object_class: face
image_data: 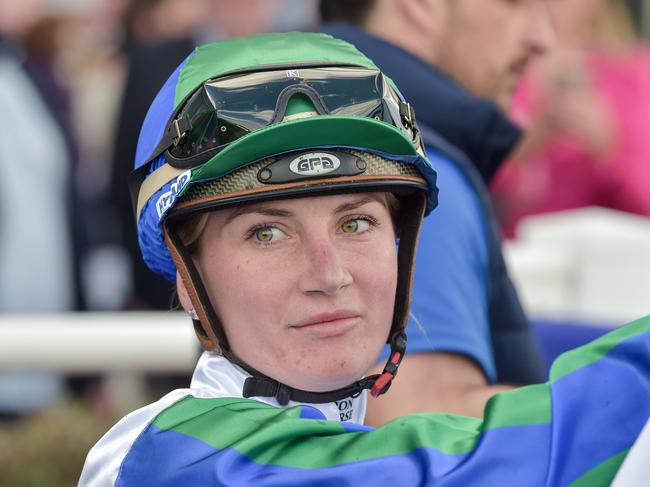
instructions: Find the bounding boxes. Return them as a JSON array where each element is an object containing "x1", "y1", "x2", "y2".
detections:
[
  {"x1": 435, "y1": 0, "x2": 554, "y2": 110},
  {"x1": 545, "y1": 0, "x2": 606, "y2": 46},
  {"x1": 182, "y1": 193, "x2": 397, "y2": 392}
]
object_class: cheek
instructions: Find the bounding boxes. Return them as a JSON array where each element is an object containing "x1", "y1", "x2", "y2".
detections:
[
  {"x1": 356, "y1": 240, "x2": 398, "y2": 313},
  {"x1": 199, "y1": 248, "x2": 287, "y2": 334}
]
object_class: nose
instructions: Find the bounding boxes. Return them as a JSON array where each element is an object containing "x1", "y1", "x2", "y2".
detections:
[
  {"x1": 526, "y1": 1, "x2": 555, "y2": 56},
  {"x1": 299, "y1": 236, "x2": 353, "y2": 296}
]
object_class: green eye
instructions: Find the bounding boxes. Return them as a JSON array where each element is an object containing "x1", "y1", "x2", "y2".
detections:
[
  {"x1": 341, "y1": 220, "x2": 360, "y2": 233},
  {"x1": 341, "y1": 219, "x2": 371, "y2": 234},
  {"x1": 254, "y1": 227, "x2": 279, "y2": 242},
  {"x1": 251, "y1": 227, "x2": 284, "y2": 243}
]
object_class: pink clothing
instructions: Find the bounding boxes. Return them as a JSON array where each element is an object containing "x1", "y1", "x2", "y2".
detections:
[{"x1": 491, "y1": 46, "x2": 650, "y2": 238}]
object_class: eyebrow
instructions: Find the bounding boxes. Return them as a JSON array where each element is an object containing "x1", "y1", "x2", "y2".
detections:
[
  {"x1": 224, "y1": 195, "x2": 385, "y2": 226},
  {"x1": 333, "y1": 195, "x2": 385, "y2": 213},
  {"x1": 223, "y1": 206, "x2": 294, "y2": 226}
]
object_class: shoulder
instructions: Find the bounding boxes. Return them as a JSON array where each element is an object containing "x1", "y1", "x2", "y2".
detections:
[
  {"x1": 78, "y1": 389, "x2": 192, "y2": 487},
  {"x1": 94, "y1": 395, "x2": 291, "y2": 487},
  {"x1": 401, "y1": 146, "x2": 495, "y2": 380},
  {"x1": 419, "y1": 146, "x2": 490, "y2": 267}
]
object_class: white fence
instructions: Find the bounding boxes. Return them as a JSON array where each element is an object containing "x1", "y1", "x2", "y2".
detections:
[
  {"x1": 505, "y1": 207, "x2": 650, "y2": 325},
  {"x1": 0, "y1": 312, "x2": 196, "y2": 373}
]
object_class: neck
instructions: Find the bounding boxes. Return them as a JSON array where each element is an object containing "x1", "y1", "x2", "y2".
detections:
[{"x1": 190, "y1": 351, "x2": 368, "y2": 424}]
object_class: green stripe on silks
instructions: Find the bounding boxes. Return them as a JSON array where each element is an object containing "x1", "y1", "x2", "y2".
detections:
[
  {"x1": 550, "y1": 315, "x2": 650, "y2": 381},
  {"x1": 483, "y1": 384, "x2": 551, "y2": 428},
  {"x1": 152, "y1": 384, "x2": 550, "y2": 468},
  {"x1": 567, "y1": 449, "x2": 629, "y2": 487},
  {"x1": 153, "y1": 397, "x2": 482, "y2": 468}
]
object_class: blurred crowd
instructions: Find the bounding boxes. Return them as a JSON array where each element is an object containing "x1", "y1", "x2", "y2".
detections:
[
  {"x1": 0, "y1": 0, "x2": 318, "y2": 423},
  {"x1": 0, "y1": 0, "x2": 319, "y2": 320}
]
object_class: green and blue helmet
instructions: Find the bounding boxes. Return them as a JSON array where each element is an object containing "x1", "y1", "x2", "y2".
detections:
[{"x1": 131, "y1": 32, "x2": 438, "y2": 403}]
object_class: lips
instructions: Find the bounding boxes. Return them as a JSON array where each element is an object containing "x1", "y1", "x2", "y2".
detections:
[
  {"x1": 290, "y1": 310, "x2": 360, "y2": 337},
  {"x1": 291, "y1": 310, "x2": 359, "y2": 328}
]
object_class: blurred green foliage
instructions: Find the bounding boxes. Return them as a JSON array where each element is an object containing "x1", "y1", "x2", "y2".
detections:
[{"x1": 0, "y1": 399, "x2": 116, "y2": 487}]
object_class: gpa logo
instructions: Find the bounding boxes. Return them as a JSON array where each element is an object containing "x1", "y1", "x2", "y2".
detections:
[
  {"x1": 289, "y1": 152, "x2": 341, "y2": 177},
  {"x1": 156, "y1": 170, "x2": 191, "y2": 219}
]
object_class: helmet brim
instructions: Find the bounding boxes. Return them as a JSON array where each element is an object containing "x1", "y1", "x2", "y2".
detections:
[{"x1": 189, "y1": 115, "x2": 420, "y2": 182}]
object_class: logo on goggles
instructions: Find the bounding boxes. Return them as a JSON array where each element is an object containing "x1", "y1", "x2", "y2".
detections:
[{"x1": 289, "y1": 152, "x2": 341, "y2": 176}]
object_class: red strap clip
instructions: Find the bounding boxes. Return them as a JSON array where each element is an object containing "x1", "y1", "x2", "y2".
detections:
[{"x1": 370, "y1": 351, "x2": 402, "y2": 397}]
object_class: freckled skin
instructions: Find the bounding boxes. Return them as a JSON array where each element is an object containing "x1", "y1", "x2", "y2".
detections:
[{"x1": 193, "y1": 193, "x2": 397, "y2": 392}]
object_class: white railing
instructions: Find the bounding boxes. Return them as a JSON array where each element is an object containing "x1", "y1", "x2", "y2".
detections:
[
  {"x1": 0, "y1": 311, "x2": 197, "y2": 373},
  {"x1": 504, "y1": 207, "x2": 650, "y2": 325}
]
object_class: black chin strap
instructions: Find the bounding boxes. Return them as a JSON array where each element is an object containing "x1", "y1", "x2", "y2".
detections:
[{"x1": 237, "y1": 331, "x2": 407, "y2": 405}]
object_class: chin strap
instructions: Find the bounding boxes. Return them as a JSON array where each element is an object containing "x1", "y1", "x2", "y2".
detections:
[{"x1": 239, "y1": 331, "x2": 407, "y2": 405}]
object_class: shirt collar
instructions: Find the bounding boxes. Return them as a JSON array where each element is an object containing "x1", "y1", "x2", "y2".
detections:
[{"x1": 190, "y1": 351, "x2": 367, "y2": 424}]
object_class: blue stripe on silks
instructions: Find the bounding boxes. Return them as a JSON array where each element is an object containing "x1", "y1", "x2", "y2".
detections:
[
  {"x1": 340, "y1": 421, "x2": 374, "y2": 433},
  {"x1": 438, "y1": 423, "x2": 550, "y2": 486},
  {"x1": 116, "y1": 424, "x2": 469, "y2": 486},
  {"x1": 298, "y1": 405, "x2": 327, "y2": 420},
  {"x1": 546, "y1": 331, "x2": 650, "y2": 486},
  {"x1": 134, "y1": 55, "x2": 191, "y2": 171},
  {"x1": 296, "y1": 405, "x2": 372, "y2": 433},
  {"x1": 116, "y1": 424, "x2": 556, "y2": 485}
]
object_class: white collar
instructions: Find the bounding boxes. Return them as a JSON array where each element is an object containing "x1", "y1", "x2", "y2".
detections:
[{"x1": 190, "y1": 351, "x2": 367, "y2": 424}]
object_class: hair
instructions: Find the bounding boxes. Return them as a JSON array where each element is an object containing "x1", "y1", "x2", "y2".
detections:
[
  {"x1": 593, "y1": 0, "x2": 637, "y2": 48},
  {"x1": 318, "y1": 0, "x2": 377, "y2": 26},
  {"x1": 177, "y1": 213, "x2": 209, "y2": 248}
]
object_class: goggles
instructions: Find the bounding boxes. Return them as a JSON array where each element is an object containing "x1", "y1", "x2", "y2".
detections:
[{"x1": 147, "y1": 66, "x2": 422, "y2": 170}]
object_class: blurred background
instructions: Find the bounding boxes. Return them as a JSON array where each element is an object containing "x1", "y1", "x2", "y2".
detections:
[{"x1": 0, "y1": 0, "x2": 648, "y2": 485}]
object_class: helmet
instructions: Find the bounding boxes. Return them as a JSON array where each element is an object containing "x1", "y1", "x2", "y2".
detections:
[{"x1": 130, "y1": 32, "x2": 438, "y2": 404}]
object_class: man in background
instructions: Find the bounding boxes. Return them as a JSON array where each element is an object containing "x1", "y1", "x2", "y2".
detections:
[{"x1": 319, "y1": 0, "x2": 553, "y2": 425}]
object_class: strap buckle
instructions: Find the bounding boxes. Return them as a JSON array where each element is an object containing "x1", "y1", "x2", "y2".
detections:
[
  {"x1": 370, "y1": 331, "x2": 407, "y2": 397},
  {"x1": 172, "y1": 119, "x2": 185, "y2": 146},
  {"x1": 399, "y1": 101, "x2": 415, "y2": 129}
]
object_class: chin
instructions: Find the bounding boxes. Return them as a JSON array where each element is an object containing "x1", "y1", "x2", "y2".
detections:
[
  {"x1": 296, "y1": 361, "x2": 370, "y2": 393},
  {"x1": 495, "y1": 92, "x2": 513, "y2": 112}
]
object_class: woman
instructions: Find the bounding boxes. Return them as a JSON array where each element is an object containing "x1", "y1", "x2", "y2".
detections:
[{"x1": 80, "y1": 32, "x2": 650, "y2": 486}]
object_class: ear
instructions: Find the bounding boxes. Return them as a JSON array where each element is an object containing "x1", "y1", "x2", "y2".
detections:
[
  {"x1": 398, "y1": 0, "x2": 440, "y2": 34},
  {"x1": 176, "y1": 269, "x2": 220, "y2": 351},
  {"x1": 370, "y1": 0, "x2": 443, "y2": 65},
  {"x1": 176, "y1": 271, "x2": 193, "y2": 313}
]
